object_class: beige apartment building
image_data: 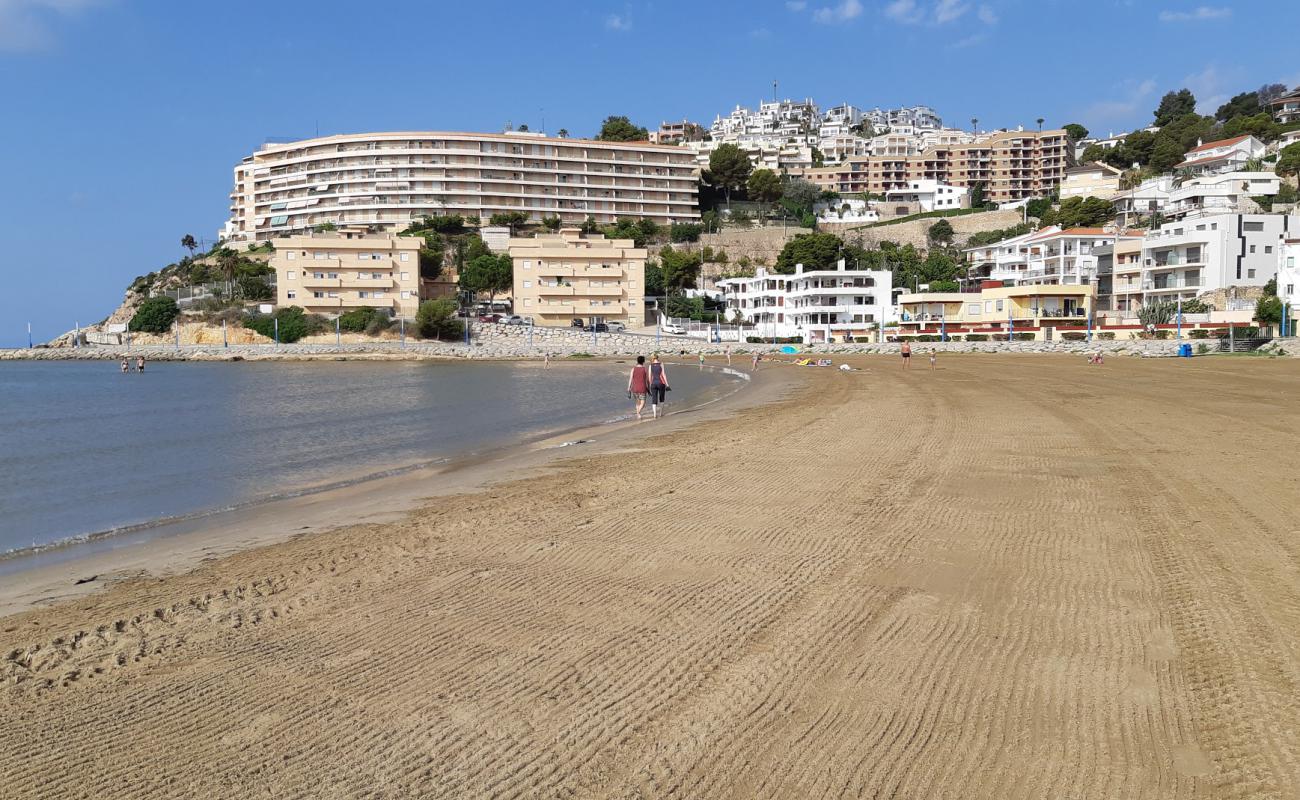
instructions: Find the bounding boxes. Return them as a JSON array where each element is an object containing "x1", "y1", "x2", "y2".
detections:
[
  {"x1": 509, "y1": 229, "x2": 646, "y2": 328},
  {"x1": 800, "y1": 129, "x2": 1073, "y2": 203},
  {"x1": 272, "y1": 229, "x2": 422, "y2": 318},
  {"x1": 225, "y1": 131, "x2": 699, "y2": 243}
]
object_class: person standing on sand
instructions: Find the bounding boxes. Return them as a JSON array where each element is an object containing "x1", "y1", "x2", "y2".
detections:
[
  {"x1": 752, "y1": 351, "x2": 761, "y2": 370},
  {"x1": 725, "y1": 346, "x2": 732, "y2": 367},
  {"x1": 929, "y1": 348, "x2": 937, "y2": 371},
  {"x1": 649, "y1": 353, "x2": 669, "y2": 418},
  {"x1": 628, "y1": 355, "x2": 650, "y2": 420},
  {"x1": 544, "y1": 351, "x2": 550, "y2": 369},
  {"x1": 901, "y1": 341, "x2": 912, "y2": 370},
  {"x1": 698, "y1": 351, "x2": 705, "y2": 369}
]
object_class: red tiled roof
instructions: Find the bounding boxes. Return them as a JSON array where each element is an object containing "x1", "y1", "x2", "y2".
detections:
[
  {"x1": 1175, "y1": 152, "x2": 1235, "y2": 168},
  {"x1": 1184, "y1": 135, "x2": 1250, "y2": 154}
]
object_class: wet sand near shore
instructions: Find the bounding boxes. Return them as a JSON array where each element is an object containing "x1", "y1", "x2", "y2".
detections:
[{"x1": 3, "y1": 354, "x2": 1300, "y2": 798}]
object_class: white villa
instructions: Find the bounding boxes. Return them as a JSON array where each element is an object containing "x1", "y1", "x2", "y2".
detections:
[
  {"x1": 717, "y1": 260, "x2": 894, "y2": 343},
  {"x1": 882, "y1": 179, "x2": 969, "y2": 213},
  {"x1": 1176, "y1": 135, "x2": 1265, "y2": 176}
]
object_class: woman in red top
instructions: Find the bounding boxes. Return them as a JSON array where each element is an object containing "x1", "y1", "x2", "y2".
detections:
[{"x1": 628, "y1": 355, "x2": 650, "y2": 419}]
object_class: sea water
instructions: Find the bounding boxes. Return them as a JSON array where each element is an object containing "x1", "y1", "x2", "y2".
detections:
[{"x1": 0, "y1": 359, "x2": 739, "y2": 555}]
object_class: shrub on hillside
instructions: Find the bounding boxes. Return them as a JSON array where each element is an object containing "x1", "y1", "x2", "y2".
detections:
[
  {"x1": 244, "y1": 306, "x2": 326, "y2": 343},
  {"x1": 128, "y1": 296, "x2": 180, "y2": 334}
]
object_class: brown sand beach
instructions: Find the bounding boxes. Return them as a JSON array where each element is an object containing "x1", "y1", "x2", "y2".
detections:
[{"x1": 2, "y1": 354, "x2": 1299, "y2": 798}]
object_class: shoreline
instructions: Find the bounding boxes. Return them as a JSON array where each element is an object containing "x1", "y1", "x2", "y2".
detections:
[{"x1": 0, "y1": 359, "x2": 794, "y2": 618}]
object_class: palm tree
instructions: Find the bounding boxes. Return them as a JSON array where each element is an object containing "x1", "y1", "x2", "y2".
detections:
[
  {"x1": 216, "y1": 247, "x2": 241, "y2": 299},
  {"x1": 181, "y1": 234, "x2": 197, "y2": 258},
  {"x1": 1036, "y1": 118, "x2": 1044, "y2": 132},
  {"x1": 557, "y1": 128, "x2": 569, "y2": 138},
  {"x1": 971, "y1": 117, "x2": 978, "y2": 133}
]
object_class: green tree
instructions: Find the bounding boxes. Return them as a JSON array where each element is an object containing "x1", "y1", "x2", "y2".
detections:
[
  {"x1": 746, "y1": 168, "x2": 783, "y2": 213},
  {"x1": 339, "y1": 306, "x2": 385, "y2": 332},
  {"x1": 1025, "y1": 196, "x2": 1054, "y2": 219},
  {"x1": 458, "y1": 253, "x2": 513, "y2": 307},
  {"x1": 927, "y1": 219, "x2": 955, "y2": 247},
  {"x1": 1063, "y1": 123, "x2": 1089, "y2": 141},
  {"x1": 244, "y1": 306, "x2": 323, "y2": 343},
  {"x1": 926, "y1": 280, "x2": 960, "y2": 292},
  {"x1": 489, "y1": 211, "x2": 528, "y2": 232},
  {"x1": 1081, "y1": 143, "x2": 1108, "y2": 163},
  {"x1": 1215, "y1": 91, "x2": 1261, "y2": 121},
  {"x1": 1148, "y1": 137, "x2": 1186, "y2": 173},
  {"x1": 774, "y1": 232, "x2": 845, "y2": 274},
  {"x1": 658, "y1": 245, "x2": 703, "y2": 292},
  {"x1": 313, "y1": 221, "x2": 337, "y2": 232},
  {"x1": 415, "y1": 298, "x2": 464, "y2": 340},
  {"x1": 1255, "y1": 295, "x2": 1283, "y2": 327},
  {"x1": 1275, "y1": 143, "x2": 1300, "y2": 177},
  {"x1": 128, "y1": 296, "x2": 180, "y2": 334},
  {"x1": 238, "y1": 275, "x2": 273, "y2": 301},
  {"x1": 557, "y1": 128, "x2": 569, "y2": 138},
  {"x1": 580, "y1": 215, "x2": 599, "y2": 234},
  {"x1": 1154, "y1": 89, "x2": 1197, "y2": 127},
  {"x1": 541, "y1": 215, "x2": 562, "y2": 231},
  {"x1": 708, "y1": 143, "x2": 752, "y2": 209},
  {"x1": 1042, "y1": 196, "x2": 1114, "y2": 228},
  {"x1": 595, "y1": 115, "x2": 648, "y2": 142},
  {"x1": 180, "y1": 234, "x2": 197, "y2": 257},
  {"x1": 780, "y1": 177, "x2": 821, "y2": 219},
  {"x1": 669, "y1": 222, "x2": 703, "y2": 243},
  {"x1": 700, "y1": 210, "x2": 721, "y2": 233},
  {"x1": 644, "y1": 261, "x2": 665, "y2": 296}
]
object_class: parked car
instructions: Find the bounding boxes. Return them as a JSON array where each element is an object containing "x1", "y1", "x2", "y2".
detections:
[
  {"x1": 456, "y1": 308, "x2": 474, "y2": 318},
  {"x1": 570, "y1": 318, "x2": 585, "y2": 328},
  {"x1": 477, "y1": 313, "x2": 503, "y2": 323},
  {"x1": 584, "y1": 323, "x2": 610, "y2": 333},
  {"x1": 504, "y1": 315, "x2": 528, "y2": 325},
  {"x1": 607, "y1": 321, "x2": 626, "y2": 333},
  {"x1": 662, "y1": 322, "x2": 687, "y2": 335}
]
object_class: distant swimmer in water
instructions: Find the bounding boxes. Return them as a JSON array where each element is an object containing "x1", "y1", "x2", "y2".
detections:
[
  {"x1": 136, "y1": 357, "x2": 145, "y2": 373},
  {"x1": 120, "y1": 358, "x2": 129, "y2": 373}
]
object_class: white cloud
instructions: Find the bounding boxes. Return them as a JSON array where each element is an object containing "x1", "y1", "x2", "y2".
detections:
[
  {"x1": 1182, "y1": 63, "x2": 1244, "y2": 114},
  {"x1": 785, "y1": 1, "x2": 807, "y2": 10},
  {"x1": 934, "y1": 0, "x2": 969, "y2": 24},
  {"x1": 883, "y1": 0, "x2": 923, "y2": 23},
  {"x1": 1158, "y1": 6, "x2": 1231, "y2": 22},
  {"x1": 1082, "y1": 78, "x2": 1159, "y2": 124},
  {"x1": 604, "y1": 12, "x2": 632, "y2": 31},
  {"x1": 0, "y1": 0, "x2": 104, "y2": 52},
  {"x1": 977, "y1": 4, "x2": 998, "y2": 24},
  {"x1": 951, "y1": 32, "x2": 987, "y2": 48},
  {"x1": 813, "y1": 0, "x2": 863, "y2": 23}
]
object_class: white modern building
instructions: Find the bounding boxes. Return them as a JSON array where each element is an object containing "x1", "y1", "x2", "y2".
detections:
[
  {"x1": 815, "y1": 198, "x2": 879, "y2": 224},
  {"x1": 1164, "y1": 172, "x2": 1280, "y2": 220},
  {"x1": 882, "y1": 179, "x2": 968, "y2": 212},
  {"x1": 223, "y1": 130, "x2": 699, "y2": 243},
  {"x1": 717, "y1": 260, "x2": 894, "y2": 343},
  {"x1": 864, "y1": 105, "x2": 942, "y2": 131},
  {"x1": 1020, "y1": 227, "x2": 1141, "y2": 286},
  {"x1": 963, "y1": 230, "x2": 1036, "y2": 284},
  {"x1": 1138, "y1": 213, "x2": 1299, "y2": 305},
  {"x1": 1176, "y1": 135, "x2": 1266, "y2": 176},
  {"x1": 1278, "y1": 238, "x2": 1300, "y2": 324}
]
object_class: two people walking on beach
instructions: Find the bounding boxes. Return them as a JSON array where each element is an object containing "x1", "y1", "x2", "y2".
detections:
[{"x1": 628, "y1": 354, "x2": 670, "y2": 420}]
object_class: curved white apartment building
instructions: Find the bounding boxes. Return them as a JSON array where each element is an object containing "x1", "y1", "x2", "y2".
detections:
[{"x1": 223, "y1": 131, "x2": 699, "y2": 243}]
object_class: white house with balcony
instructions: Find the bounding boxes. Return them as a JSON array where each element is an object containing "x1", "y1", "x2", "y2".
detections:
[
  {"x1": 1275, "y1": 238, "x2": 1300, "y2": 325},
  {"x1": 1164, "y1": 171, "x2": 1280, "y2": 220},
  {"x1": 1018, "y1": 227, "x2": 1139, "y2": 286},
  {"x1": 962, "y1": 230, "x2": 1036, "y2": 284},
  {"x1": 717, "y1": 260, "x2": 894, "y2": 343},
  {"x1": 1176, "y1": 135, "x2": 1265, "y2": 176},
  {"x1": 1111, "y1": 176, "x2": 1175, "y2": 227},
  {"x1": 882, "y1": 179, "x2": 968, "y2": 213},
  {"x1": 1267, "y1": 87, "x2": 1300, "y2": 124},
  {"x1": 815, "y1": 197, "x2": 879, "y2": 224},
  {"x1": 1138, "y1": 213, "x2": 1299, "y2": 306}
]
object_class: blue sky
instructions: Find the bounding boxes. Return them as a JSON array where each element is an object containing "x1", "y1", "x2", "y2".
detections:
[{"x1": 3, "y1": 0, "x2": 1298, "y2": 346}]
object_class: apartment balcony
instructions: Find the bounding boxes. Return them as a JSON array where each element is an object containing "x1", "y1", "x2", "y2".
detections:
[
  {"x1": 1143, "y1": 279, "x2": 1203, "y2": 292},
  {"x1": 583, "y1": 285, "x2": 626, "y2": 297},
  {"x1": 573, "y1": 265, "x2": 625, "y2": 278},
  {"x1": 339, "y1": 276, "x2": 394, "y2": 288},
  {"x1": 538, "y1": 285, "x2": 576, "y2": 296},
  {"x1": 300, "y1": 276, "x2": 342, "y2": 288}
]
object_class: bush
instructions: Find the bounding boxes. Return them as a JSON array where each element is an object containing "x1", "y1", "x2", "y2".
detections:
[
  {"x1": 1012, "y1": 332, "x2": 1035, "y2": 341},
  {"x1": 746, "y1": 336, "x2": 802, "y2": 344},
  {"x1": 415, "y1": 298, "x2": 464, "y2": 340},
  {"x1": 244, "y1": 306, "x2": 325, "y2": 343},
  {"x1": 669, "y1": 223, "x2": 703, "y2": 243},
  {"x1": 1153, "y1": 329, "x2": 1171, "y2": 339},
  {"x1": 1098, "y1": 331, "x2": 1116, "y2": 340},
  {"x1": 338, "y1": 306, "x2": 386, "y2": 332},
  {"x1": 364, "y1": 316, "x2": 393, "y2": 336},
  {"x1": 1189, "y1": 328, "x2": 1209, "y2": 339},
  {"x1": 1060, "y1": 331, "x2": 1088, "y2": 340},
  {"x1": 1197, "y1": 343, "x2": 1210, "y2": 355},
  {"x1": 128, "y1": 296, "x2": 180, "y2": 334},
  {"x1": 965, "y1": 334, "x2": 988, "y2": 341}
]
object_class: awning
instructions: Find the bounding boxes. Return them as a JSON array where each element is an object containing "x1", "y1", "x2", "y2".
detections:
[
  {"x1": 269, "y1": 202, "x2": 287, "y2": 211},
  {"x1": 270, "y1": 215, "x2": 289, "y2": 225}
]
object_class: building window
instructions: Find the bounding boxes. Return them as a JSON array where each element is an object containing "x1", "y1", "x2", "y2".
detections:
[
  {"x1": 523, "y1": 260, "x2": 532, "y2": 269},
  {"x1": 313, "y1": 291, "x2": 324, "y2": 298},
  {"x1": 400, "y1": 272, "x2": 409, "y2": 281},
  {"x1": 523, "y1": 298, "x2": 532, "y2": 307},
  {"x1": 1250, "y1": 245, "x2": 1256, "y2": 253},
  {"x1": 1248, "y1": 269, "x2": 1256, "y2": 278},
  {"x1": 400, "y1": 252, "x2": 410, "y2": 262},
  {"x1": 1244, "y1": 222, "x2": 1264, "y2": 232},
  {"x1": 286, "y1": 251, "x2": 296, "y2": 260},
  {"x1": 401, "y1": 291, "x2": 411, "y2": 299},
  {"x1": 287, "y1": 291, "x2": 296, "y2": 299},
  {"x1": 523, "y1": 280, "x2": 532, "y2": 288},
  {"x1": 286, "y1": 270, "x2": 296, "y2": 280},
  {"x1": 358, "y1": 253, "x2": 369, "y2": 260},
  {"x1": 1265, "y1": 246, "x2": 1273, "y2": 254},
  {"x1": 996, "y1": 300, "x2": 1004, "y2": 311},
  {"x1": 327, "y1": 292, "x2": 339, "y2": 298},
  {"x1": 359, "y1": 291, "x2": 370, "y2": 299}
]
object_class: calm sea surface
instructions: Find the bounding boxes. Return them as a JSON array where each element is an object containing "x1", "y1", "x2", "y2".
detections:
[{"x1": 0, "y1": 359, "x2": 739, "y2": 555}]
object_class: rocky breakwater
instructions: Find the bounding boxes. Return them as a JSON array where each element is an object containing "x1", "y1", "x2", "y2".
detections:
[{"x1": 2, "y1": 329, "x2": 1194, "y2": 361}]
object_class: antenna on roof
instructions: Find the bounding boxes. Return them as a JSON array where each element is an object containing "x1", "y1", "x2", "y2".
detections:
[{"x1": 773, "y1": 80, "x2": 778, "y2": 102}]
